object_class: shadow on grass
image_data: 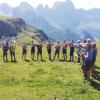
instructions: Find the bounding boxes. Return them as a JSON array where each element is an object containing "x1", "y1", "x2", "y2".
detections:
[
  {"x1": 90, "y1": 80, "x2": 100, "y2": 91},
  {"x1": 94, "y1": 70, "x2": 100, "y2": 82},
  {"x1": 90, "y1": 67, "x2": 100, "y2": 91},
  {"x1": 94, "y1": 74, "x2": 100, "y2": 82},
  {"x1": 95, "y1": 66, "x2": 100, "y2": 69},
  {"x1": 41, "y1": 60, "x2": 46, "y2": 62},
  {"x1": 59, "y1": 59, "x2": 66, "y2": 62},
  {"x1": 33, "y1": 60, "x2": 47, "y2": 62},
  {"x1": 31, "y1": 60, "x2": 38, "y2": 62},
  {"x1": 95, "y1": 70, "x2": 100, "y2": 75},
  {"x1": 94, "y1": 66, "x2": 100, "y2": 81},
  {"x1": 12, "y1": 61, "x2": 18, "y2": 64},
  {"x1": 4, "y1": 60, "x2": 18, "y2": 64},
  {"x1": 24, "y1": 59, "x2": 30, "y2": 62}
]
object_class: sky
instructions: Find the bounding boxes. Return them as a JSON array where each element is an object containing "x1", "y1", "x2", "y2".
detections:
[{"x1": 0, "y1": 0, "x2": 100, "y2": 10}]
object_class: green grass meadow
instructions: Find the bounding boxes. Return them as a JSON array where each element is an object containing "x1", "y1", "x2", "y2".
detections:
[{"x1": 0, "y1": 42, "x2": 100, "y2": 100}]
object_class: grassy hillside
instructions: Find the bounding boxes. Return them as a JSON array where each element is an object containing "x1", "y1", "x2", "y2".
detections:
[
  {"x1": 0, "y1": 16, "x2": 12, "y2": 21},
  {"x1": 0, "y1": 16, "x2": 49, "y2": 42},
  {"x1": 0, "y1": 42, "x2": 100, "y2": 100}
]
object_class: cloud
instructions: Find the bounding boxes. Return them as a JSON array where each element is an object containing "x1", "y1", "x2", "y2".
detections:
[
  {"x1": 0, "y1": 0, "x2": 65, "y2": 8},
  {"x1": 0, "y1": 0, "x2": 100, "y2": 9},
  {"x1": 71, "y1": 0, "x2": 100, "y2": 10}
]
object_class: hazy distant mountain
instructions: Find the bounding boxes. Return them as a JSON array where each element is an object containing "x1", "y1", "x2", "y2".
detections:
[
  {"x1": 12, "y1": 2, "x2": 61, "y2": 39},
  {"x1": 0, "y1": 3, "x2": 12, "y2": 16},
  {"x1": 35, "y1": 0, "x2": 100, "y2": 40},
  {"x1": 36, "y1": 0, "x2": 80, "y2": 30},
  {"x1": 1, "y1": 0, "x2": 100, "y2": 40}
]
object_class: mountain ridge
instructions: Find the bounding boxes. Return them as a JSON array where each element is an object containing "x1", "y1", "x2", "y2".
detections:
[
  {"x1": 0, "y1": 16, "x2": 49, "y2": 42},
  {"x1": 0, "y1": 0, "x2": 100, "y2": 40}
]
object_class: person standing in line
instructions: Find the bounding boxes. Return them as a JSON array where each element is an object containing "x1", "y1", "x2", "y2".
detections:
[
  {"x1": 84, "y1": 44, "x2": 92, "y2": 82},
  {"x1": 2, "y1": 42, "x2": 9, "y2": 62},
  {"x1": 22, "y1": 42, "x2": 27, "y2": 60},
  {"x1": 62, "y1": 40, "x2": 67, "y2": 61},
  {"x1": 37, "y1": 41, "x2": 43, "y2": 61},
  {"x1": 76, "y1": 40, "x2": 82, "y2": 63},
  {"x1": 90, "y1": 44, "x2": 97, "y2": 78},
  {"x1": 53, "y1": 41, "x2": 61, "y2": 61},
  {"x1": 80, "y1": 49, "x2": 87, "y2": 81},
  {"x1": 10, "y1": 41, "x2": 16, "y2": 62},
  {"x1": 31, "y1": 41, "x2": 35, "y2": 60},
  {"x1": 69, "y1": 42, "x2": 75, "y2": 62},
  {"x1": 47, "y1": 41, "x2": 52, "y2": 61},
  {"x1": 80, "y1": 44, "x2": 91, "y2": 82}
]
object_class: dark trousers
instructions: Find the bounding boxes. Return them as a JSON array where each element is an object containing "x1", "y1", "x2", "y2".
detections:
[
  {"x1": 10, "y1": 51, "x2": 16, "y2": 62},
  {"x1": 3, "y1": 51, "x2": 8, "y2": 62}
]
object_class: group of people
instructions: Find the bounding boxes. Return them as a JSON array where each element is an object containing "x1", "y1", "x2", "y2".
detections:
[
  {"x1": 0, "y1": 39, "x2": 98, "y2": 82},
  {"x1": 22, "y1": 40, "x2": 72, "y2": 61},
  {"x1": 75, "y1": 39, "x2": 97, "y2": 82},
  {"x1": 0, "y1": 41, "x2": 16, "y2": 62}
]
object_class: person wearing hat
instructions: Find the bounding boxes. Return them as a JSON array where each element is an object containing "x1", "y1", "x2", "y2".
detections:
[
  {"x1": 87, "y1": 39, "x2": 92, "y2": 47},
  {"x1": 82, "y1": 40, "x2": 87, "y2": 48}
]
